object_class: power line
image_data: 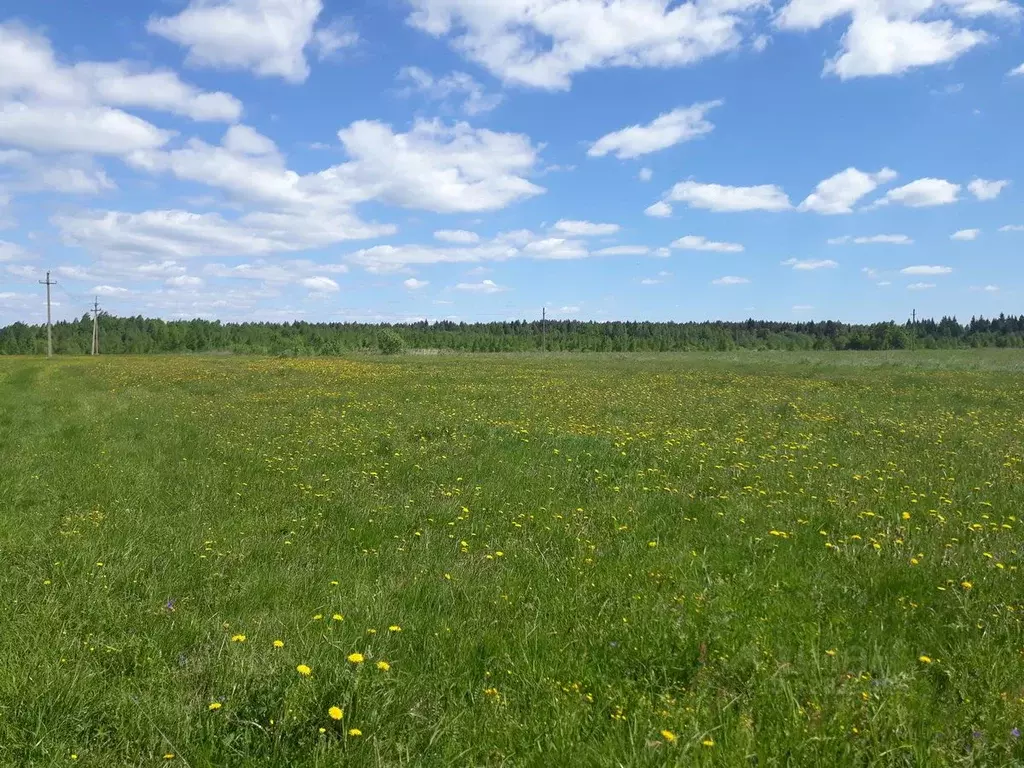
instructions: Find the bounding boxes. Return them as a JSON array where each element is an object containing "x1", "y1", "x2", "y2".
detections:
[{"x1": 91, "y1": 296, "x2": 102, "y2": 356}]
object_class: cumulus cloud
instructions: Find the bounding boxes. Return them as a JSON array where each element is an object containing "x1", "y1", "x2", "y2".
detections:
[
  {"x1": 553, "y1": 220, "x2": 620, "y2": 236},
  {"x1": 638, "y1": 168, "x2": 653, "y2": 182},
  {"x1": 0, "y1": 22, "x2": 242, "y2": 122},
  {"x1": 901, "y1": 265, "x2": 953, "y2": 275},
  {"x1": 672, "y1": 235, "x2": 744, "y2": 253},
  {"x1": 406, "y1": 0, "x2": 766, "y2": 90},
  {"x1": 1000, "y1": 224, "x2": 1024, "y2": 232},
  {"x1": 908, "y1": 282, "x2": 936, "y2": 290},
  {"x1": 434, "y1": 229, "x2": 480, "y2": 244},
  {"x1": 403, "y1": 278, "x2": 429, "y2": 290},
  {"x1": 828, "y1": 234, "x2": 913, "y2": 245},
  {"x1": 951, "y1": 228, "x2": 980, "y2": 240},
  {"x1": 588, "y1": 101, "x2": 721, "y2": 159},
  {"x1": 593, "y1": 245, "x2": 650, "y2": 256},
  {"x1": 148, "y1": 0, "x2": 331, "y2": 84},
  {"x1": 781, "y1": 258, "x2": 838, "y2": 270},
  {"x1": 798, "y1": 167, "x2": 896, "y2": 214},
  {"x1": 301, "y1": 276, "x2": 340, "y2": 293},
  {"x1": 712, "y1": 275, "x2": 750, "y2": 285},
  {"x1": 0, "y1": 240, "x2": 34, "y2": 262},
  {"x1": 455, "y1": 279, "x2": 504, "y2": 293},
  {"x1": 166, "y1": 274, "x2": 204, "y2": 288},
  {"x1": 0, "y1": 103, "x2": 172, "y2": 155},
  {"x1": 398, "y1": 67, "x2": 503, "y2": 115},
  {"x1": 776, "y1": 0, "x2": 1011, "y2": 79},
  {"x1": 665, "y1": 181, "x2": 792, "y2": 212},
  {"x1": 645, "y1": 201, "x2": 672, "y2": 218},
  {"x1": 874, "y1": 178, "x2": 961, "y2": 207},
  {"x1": 1011, "y1": 62, "x2": 1024, "y2": 75},
  {"x1": 967, "y1": 178, "x2": 1008, "y2": 200}
]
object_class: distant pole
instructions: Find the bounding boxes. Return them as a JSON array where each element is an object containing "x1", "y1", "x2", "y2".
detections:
[
  {"x1": 542, "y1": 306, "x2": 546, "y2": 352},
  {"x1": 38, "y1": 271, "x2": 56, "y2": 358},
  {"x1": 911, "y1": 309, "x2": 916, "y2": 351},
  {"x1": 91, "y1": 297, "x2": 101, "y2": 355}
]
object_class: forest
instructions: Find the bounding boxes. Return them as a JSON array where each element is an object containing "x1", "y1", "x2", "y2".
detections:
[{"x1": 2, "y1": 314, "x2": 1024, "y2": 355}]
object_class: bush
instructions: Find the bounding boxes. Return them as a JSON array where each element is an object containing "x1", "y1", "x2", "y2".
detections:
[{"x1": 378, "y1": 329, "x2": 405, "y2": 355}]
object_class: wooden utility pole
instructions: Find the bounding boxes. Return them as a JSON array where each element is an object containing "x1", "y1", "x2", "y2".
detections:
[
  {"x1": 91, "y1": 297, "x2": 101, "y2": 355},
  {"x1": 911, "y1": 309, "x2": 916, "y2": 351},
  {"x1": 38, "y1": 271, "x2": 56, "y2": 358},
  {"x1": 541, "y1": 306, "x2": 546, "y2": 352}
]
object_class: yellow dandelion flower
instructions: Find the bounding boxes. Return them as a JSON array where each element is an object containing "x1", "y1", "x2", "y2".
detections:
[
  {"x1": 328, "y1": 706, "x2": 343, "y2": 721},
  {"x1": 388, "y1": 625, "x2": 402, "y2": 632},
  {"x1": 347, "y1": 653, "x2": 365, "y2": 664},
  {"x1": 312, "y1": 614, "x2": 323, "y2": 620},
  {"x1": 332, "y1": 613, "x2": 344, "y2": 622},
  {"x1": 297, "y1": 664, "x2": 312, "y2": 676},
  {"x1": 163, "y1": 754, "x2": 175, "y2": 760},
  {"x1": 961, "y1": 581, "x2": 973, "y2": 590},
  {"x1": 902, "y1": 512, "x2": 911, "y2": 520},
  {"x1": 825, "y1": 649, "x2": 837, "y2": 657},
  {"x1": 208, "y1": 702, "x2": 222, "y2": 711},
  {"x1": 660, "y1": 729, "x2": 677, "y2": 743},
  {"x1": 273, "y1": 639, "x2": 284, "y2": 648},
  {"x1": 348, "y1": 728, "x2": 363, "y2": 737},
  {"x1": 231, "y1": 634, "x2": 246, "y2": 643},
  {"x1": 376, "y1": 660, "x2": 391, "y2": 671},
  {"x1": 918, "y1": 655, "x2": 932, "y2": 664},
  {"x1": 702, "y1": 738, "x2": 715, "y2": 747}
]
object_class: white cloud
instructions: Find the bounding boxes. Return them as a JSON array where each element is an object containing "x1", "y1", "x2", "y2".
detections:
[
  {"x1": 553, "y1": 220, "x2": 620, "y2": 236},
  {"x1": 875, "y1": 178, "x2": 961, "y2": 207},
  {"x1": 222, "y1": 125, "x2": 278, "y2": 156},
  {"x1": 645, "y1": 201, "x2": 672, "y2": 218},
  {"x1": 828, "y1": 233, "x2": 914, "y2": 245},
  {"x1": 456, "y1": 279, "x2": 504, "y2": 294},
  {"x1": 0, "y1": 102, "x2": 172, "y2": 155},
  {"x1": 92, "y1": 284, "x2": 132, "y2": 297},
  {"x1": 638, "y1": 168, "x2": 653, "y2": 182},
  {"x1": 434, "y1": 229, "x2": 480, "y2": 244},
  {"x1": 951, "y1": 228, "x2": 980, "y2": 241},
  {"x1": 398, "y1": 67, "x2": 503, "y2": 116},
  {"x1": 666, "y1": 181, "x2": 792, "y2": 212},
  {"x1": 36, "y1": 166, "x2": 116, "y2": 194},
  {"x1": 901, "y1": 265, "x2": 953, "y2": 275},
  {"x1": 0, "y1": 22, "x2": 243, "y2": 122},
  {"x1": 300, "y1": 276, "x2": 340, "y2": 294},
  {"x1": 594, "y1": 245, "x2": 650, "y2": 256},
  {"x1": 798, "y1": 167, "x2": 896, "y2": 214},
  {"x1": 967, "y1": 178, "x2": 1008, "y2": 200},
  {"x1": 148, "y1": 0, "x2": 326, "y2": 83},
  {"x1": 908, "y1": 282, "x2": 936, "y2": 290},
  {"x1": 588, "y1": 101, "x2": 721, "y2": 159},
  {"x1": 55, "y1": 208, "x2": 392, "y2": 261},
  {"x1": 166, "y1": 274, "x2": 204, "y2": 288},
  {"x1": 1000, "y1": 224, "x2": 1024, "y2": 232},
  {"x1": 1011, "y1": 62, "x2": 1024, "y2": 75},
  {"x1": 639, "y1": 277, "x2": 663, "y2": 285},
  {"x1": 6, "y1": 264, "x2": 39, "y2": 278},
  {"x1": 793, "y1": 304, "x2": 814, "y2": 311},
  {"x1": 403, "y1": 278, "x2": 429, "y2": 290},
  {"x1": 781, "y1": 258, "x2": 838, "y2": 270},
  {"x1": 776, "y1": 1, "x2": 1007, "y2": 79},
  {"x1": 672, "y1": 235, "x2": 744, "y2": 253},
  {"x1": 312, "y1": 20, "x2": 359, "y2": 60},
  {"x1": 524, "y1": 237, "x2": 589, "y2": 260},
  {"x1": 712, "y1": 275, "x2": 750, "y2": 285},
  {"x1": 406, "y1": 0, "x2": 766, "y2": 90},
  {"x1": 0, "y1": 240, "x2": 33, "y2": 262},
  {"x1": 971, "y1": 284, "x2": 1000, "y2": 292}
]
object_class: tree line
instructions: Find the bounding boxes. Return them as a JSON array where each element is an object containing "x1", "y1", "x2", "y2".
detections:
[{"x1": 2, "y1": 314, "x2": 1024, "y2": 355}]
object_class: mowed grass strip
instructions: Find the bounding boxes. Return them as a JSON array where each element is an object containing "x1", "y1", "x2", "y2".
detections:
[{"x1": 0, "y1": 353, "x2": 1022, "y2": 766}]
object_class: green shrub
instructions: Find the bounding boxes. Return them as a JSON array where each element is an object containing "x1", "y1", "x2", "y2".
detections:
[{"x1": 378, "y1": 329, "x2": 405, "y2": 355}]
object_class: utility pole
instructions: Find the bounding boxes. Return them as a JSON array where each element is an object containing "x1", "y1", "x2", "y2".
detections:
[
  {"x1": 911, "y1": 309, "x2": 916, "y2": 351},
  {"x1": 38, "y1": 271, "x2": 56, "y2": 358},
  {"x1": 91, "y1": 297, "x2": 101, "y2": 355},
  {"x1": 541, "y1": 306, "x2": 546, "y2": 352}
]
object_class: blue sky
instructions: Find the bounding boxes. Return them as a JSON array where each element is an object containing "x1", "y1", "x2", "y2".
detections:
[{"x1": 1, "y1": 0, "x2": 1022, "y2": 326}]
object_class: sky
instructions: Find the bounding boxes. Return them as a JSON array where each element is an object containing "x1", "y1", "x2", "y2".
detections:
[{"x1": 0, "y1": 0, "x2": 1022, "y2": 327}]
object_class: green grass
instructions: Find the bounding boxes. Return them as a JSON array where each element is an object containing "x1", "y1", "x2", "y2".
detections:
[{"x1": 1, "y1": 353, "x2": 1022, "y2": 766}]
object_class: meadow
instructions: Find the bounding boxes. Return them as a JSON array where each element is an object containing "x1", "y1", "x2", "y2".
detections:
[{"x1": 1, "y1": 352, "x2": 1022, "y2": 766}]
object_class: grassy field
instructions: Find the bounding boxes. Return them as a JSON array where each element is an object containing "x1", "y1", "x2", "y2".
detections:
[{"x1": 1, "y1": 352, "x2": 1022, "y2": 766}]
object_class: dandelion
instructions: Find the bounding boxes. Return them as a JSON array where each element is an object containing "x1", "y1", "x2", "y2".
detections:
[
  {"x1": 273, "y1": 639, "x2": 284, "y2": 648},
  {"x1": 918, "y1": 655, "x2": 932, "y2": 664},
  {"x1": 231, "y1": 634, "x2": 246, "y2": 643},
  {"x1": 961, "y1": 581, "x2": 973, "y2": 590},
  {"x1": 297, "y1": 664, "x2": 312, "y2": 676},
  {"x1": 661, "y1": 729, "x2": 677, "y2": 743},
  {"x1": 347, "y1": 653, "x2": 365, "y2": 664},
  {"x1": 208, "y1": 702, "x2": 222, "y2": 711},
  {"x1": 702, "y1": 738, "x2": 715, "y2": 747},
  {"x1": 348, "y1": 728, "x2": 363, "y2": 737},
  {"x1": 825, "y1": 649, "x2": 837, "y2": 657},
  {"x1": 902, "y1": 512, "x2": 911, "y2": 520},
  {"x1": 333, "y1": 614, "x2": 344, "y2": 622},
  {"x1": 312, "y1": 614, "x2": 323, "y2": 620},
  {"x1": 376, "y1": 660, "x2": 391, "y2": 671},
  {"x1": 163, "y1": 754, "x2": 175, "y2": 760},
  {"x1": 388, "y1": 625, "x2": 402, "y2": 632},
  {"x1": 328, "y1": 706, "x2": 343, "y2": 720}
]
